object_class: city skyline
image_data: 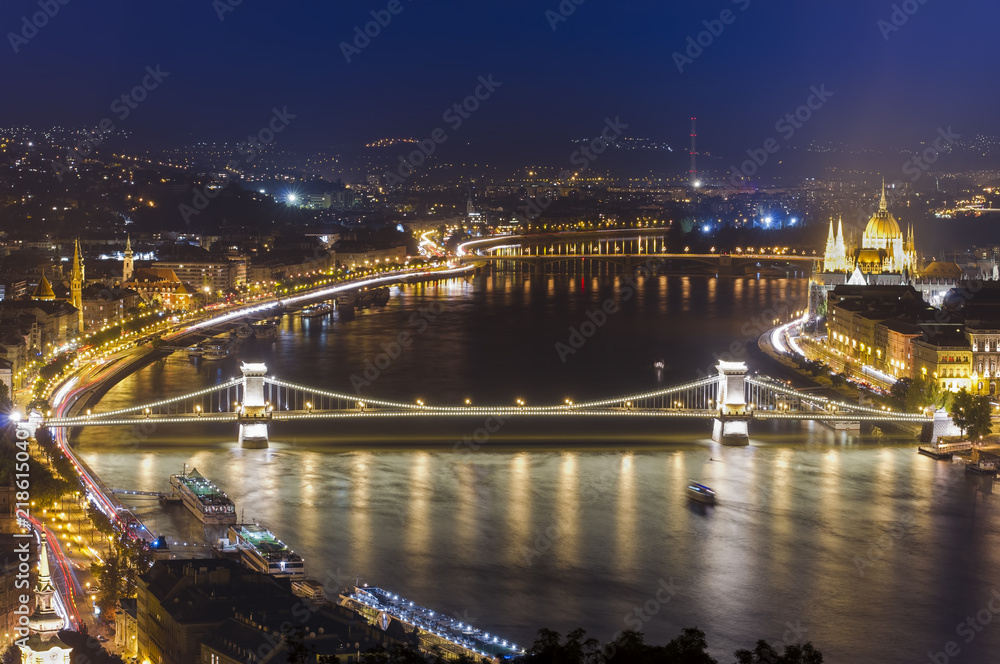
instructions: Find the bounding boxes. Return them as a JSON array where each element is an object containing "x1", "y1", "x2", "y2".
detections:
[
  {"x1": 5, "y1": 3, "x2": 1000, "y2": 663},
  {"x1": 2, "y1": 0, "x2": 999, "y2": 171}
]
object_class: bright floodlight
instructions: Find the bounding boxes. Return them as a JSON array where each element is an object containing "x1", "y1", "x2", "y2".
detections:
[
  {"x1": 693, "y1": 180, "x2": 702, "y2": 188},
  {"x1": 287, "y1": 193, "x2": 298, "y2": 203},
  {"x1": 11, "y1": 411, "x2": 22, "y2": 422}
]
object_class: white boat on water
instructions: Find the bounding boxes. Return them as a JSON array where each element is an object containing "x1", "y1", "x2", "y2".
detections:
[{"x1": 686, "y1": 482, "x2": 716, "y2": 505}]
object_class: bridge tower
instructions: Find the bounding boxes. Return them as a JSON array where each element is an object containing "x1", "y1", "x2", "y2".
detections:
[
  {"x1": 238, "y1": 362, "x2": 270, "y2": 449},
  {"x1": 712, "y1": 360, "x2": 750, "y2": 445}
]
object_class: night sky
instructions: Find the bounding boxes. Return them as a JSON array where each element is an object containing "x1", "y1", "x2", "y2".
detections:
[{"x1": 2, "y1": 0, "x2": 995, "y2": 162}]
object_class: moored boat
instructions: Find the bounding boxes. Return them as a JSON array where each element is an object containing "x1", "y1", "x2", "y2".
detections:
[
  {"x1": 299, "y1": 302, "x2": 333, "y2": 318},
  {"x1": 251, "y1": 320, "x2": 279, "y2": 339},
  {"x1": 201, "y1": 339, "x2": 232, "y2": 360},
  {"x1": 169, "y1": 467, "x2": 237, "y2": 524},
  {"x1": 226, "y1": 523, "x2": 304, "y2": 577},
  {"x1": 340, "y1": 585, "x2": 524, "y2": 661}
]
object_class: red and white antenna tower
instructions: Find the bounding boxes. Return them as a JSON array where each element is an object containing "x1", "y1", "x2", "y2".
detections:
[{"x1": 689, "y1": 117, "x2": 699, "y2": 188}]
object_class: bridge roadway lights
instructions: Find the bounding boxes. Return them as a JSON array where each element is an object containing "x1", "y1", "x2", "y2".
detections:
[
  {"x1": 712, "y1": 360, "x2": 750, "y2": 445},
  {"x1": 238, "y1": 362, "x2": 270, "y2": 449}
]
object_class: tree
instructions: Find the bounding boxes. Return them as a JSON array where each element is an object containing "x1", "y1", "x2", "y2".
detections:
[
  {"x1": 889, "y1": 378, "x2": 912, "y2": 411},
  {"x1": 734, "y1": 640, "x2": 823, "y2": 664},
  {"x1": 951, "y1": 388, "x2": 973, "y2": 437},
  {"x1": 951, "y1": 388, "x2": 992, "y2": 440},
  {"x1": 662, "y1": 627, "x2": 716, "y2": 664},
  {"x1": 93, "y1": 529, "x2": 153, "y2": 619},
  {"x1": 1, "y1": 644, "x2": 19, "y2": 664},
  {"x1": 968, "y1": 394, "x2": 994, "y2": 440}
]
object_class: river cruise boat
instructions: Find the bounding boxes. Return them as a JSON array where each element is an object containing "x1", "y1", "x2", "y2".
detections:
[
  {"x1": 966, "y1": 450, "x2": 999, "y2": 476},
  {"x1": 200, "y1": 339, "x2": 232, "y2": 360},
  {"x1": 226, "y1": 524, "x2": 304, "y2": 577},
  {"x1": 686, "y1": 482, "x2": 716, "y2": 505},
  {"x1": 340, "y1": 585, "x2": 524, "y2": 661},
  {"x1": 169, "y1": 468, "x2": 237, "y2": 524},
  {"x1": 299, "y1": 302, "x2": 333, "y2": 318},
  {"x1": 251, "y1": 320, "x2": 279, "y2": 339}
]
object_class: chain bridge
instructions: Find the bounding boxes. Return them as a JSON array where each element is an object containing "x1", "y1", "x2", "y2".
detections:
[{"x1": 20, "y1": 361, "x2": 940, "y2": 448}]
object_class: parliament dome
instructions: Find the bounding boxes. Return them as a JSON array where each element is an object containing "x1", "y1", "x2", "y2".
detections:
[
  {"x1": 865, "y1": 209, "x2": 901, "y2": 240},
  {"x1": 864, "y1": 185, "x2": 902, "y2": 241}
]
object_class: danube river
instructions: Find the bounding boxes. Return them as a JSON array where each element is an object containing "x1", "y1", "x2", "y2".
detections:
[{"x1": 79, "y1": 273, "x2": 1000, "y2": 662}]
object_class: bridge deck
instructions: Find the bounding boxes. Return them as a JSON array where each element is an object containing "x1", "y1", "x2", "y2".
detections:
[{"x1": 42, "y1": 408, "x2": 930, "y2": 426}]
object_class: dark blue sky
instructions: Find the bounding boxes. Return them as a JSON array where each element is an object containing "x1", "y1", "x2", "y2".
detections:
[{"x1": 1, "y1": 0, "x2": 994, "y2": 161}]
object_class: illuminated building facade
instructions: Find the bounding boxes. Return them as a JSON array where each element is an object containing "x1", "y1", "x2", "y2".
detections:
[{"x1": 823, "y1": 183, "x2": 917, "y2": 277}]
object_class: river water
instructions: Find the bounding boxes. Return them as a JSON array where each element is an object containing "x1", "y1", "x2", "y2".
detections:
[{"x1": 78, "y1": 273, "x2": 1000, "y2": 662}]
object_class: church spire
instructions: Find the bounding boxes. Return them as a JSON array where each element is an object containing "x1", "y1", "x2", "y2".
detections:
[
  {"x1": 837, "y1": 215, "x2": 844, "y2": 241},
  {"x1": 37, "y1": 533, "x2": 54, "y2": 594},
  {"x1": 28, "y1": 532, "x2": 65, "y2": 640},
  {"x1": 827, "y1": 218, "x2": 835, "y2": 241},
  {"x1": 879, "y1": 178, "x2": 887, "y2": 211},
  {"x1": 70, "y1": 240, "x2": 84, "y2": 333},
  {"x1": 123, "y1": 234, "x2": 134, "y2": 283}
]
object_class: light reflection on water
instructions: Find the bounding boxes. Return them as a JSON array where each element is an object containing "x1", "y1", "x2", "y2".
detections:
[{"x1": 77, "y1": 274, "x2": 1000, "y2": 662}]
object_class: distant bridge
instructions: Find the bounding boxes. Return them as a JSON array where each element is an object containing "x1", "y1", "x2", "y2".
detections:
[
  {"x1": 18, "y1": 361, "x2": 938, "y2": 448},
  {"x1": 456, "y1": 232, "x2": 820, "y2": 275}
]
